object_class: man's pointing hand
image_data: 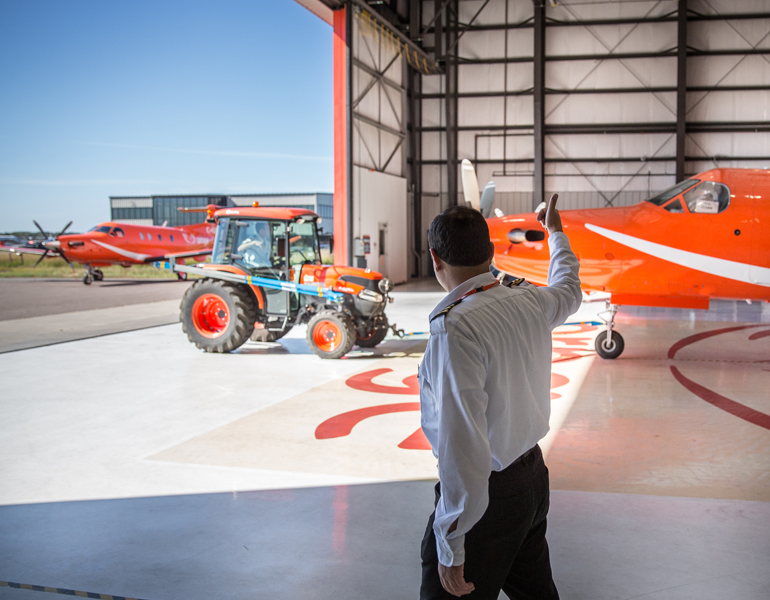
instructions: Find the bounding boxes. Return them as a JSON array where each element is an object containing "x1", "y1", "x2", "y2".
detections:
[{"x1": 537, "y1": 193, "x2": 563, "y2": 234}]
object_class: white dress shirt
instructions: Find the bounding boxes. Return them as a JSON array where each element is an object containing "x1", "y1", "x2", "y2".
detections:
[{"x1": 418, "y1": 231, "x2": 582, "y2": 567}]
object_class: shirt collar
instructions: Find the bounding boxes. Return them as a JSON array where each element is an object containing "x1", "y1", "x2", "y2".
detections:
[{"x1": 429, "y1": 271, "x2": 497, "y2": 321}]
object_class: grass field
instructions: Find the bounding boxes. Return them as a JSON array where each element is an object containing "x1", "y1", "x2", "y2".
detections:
[{"x1": 0, "y1": 253, "x2": 179, "y2": 279}]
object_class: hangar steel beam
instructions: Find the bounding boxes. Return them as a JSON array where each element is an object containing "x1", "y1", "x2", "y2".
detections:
[
  {"x1": 444, "y1": 0, "x2": 459, "y2": 209},
  {"x1": 408, "y1": 0, "x2": 423, "y2": 278},
  {"x1": 533, "y1": 0, "x2": 546, "y2": 210},
  {"x1": 676, "y1": 0, "x2": 687, "y2": 182}
]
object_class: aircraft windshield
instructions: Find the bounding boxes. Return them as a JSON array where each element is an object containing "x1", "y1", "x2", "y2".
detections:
[
  {"x1": 646, "y1": 179, "x2": 700, "y2": 206},
  {"x1": 288, "y1": 220, "x2": 320, "y2": 267},
  {"x1": 683, "y1": 181, "x2": 731, "y2": 214}
]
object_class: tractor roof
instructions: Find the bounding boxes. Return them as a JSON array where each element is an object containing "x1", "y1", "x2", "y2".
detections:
[{"x1": 214, "y1": 207, "x2": 319, "y2": 221}]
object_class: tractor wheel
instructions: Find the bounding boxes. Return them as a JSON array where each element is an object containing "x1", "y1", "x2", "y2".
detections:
[
  {"x1": 356, "y1": 315, "x2": 389, "y2": 348},
  {"x1": 307, "y1": 310, "x2": 356, "y2": 359},
  {"x1": 180, "y1": 279, "x2": 256, "y2": 353},
  {"x1": 595, "y1": 330, "x2": 624, "y2": 359}
]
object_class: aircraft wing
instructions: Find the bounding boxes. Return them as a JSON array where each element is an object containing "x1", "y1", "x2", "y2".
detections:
[
  {"x1": 0, "y1": 245, "x2": 47, "y2": 256},
  {"x1": 143, "y1": 249, "x2": 213, "y2": 264}
]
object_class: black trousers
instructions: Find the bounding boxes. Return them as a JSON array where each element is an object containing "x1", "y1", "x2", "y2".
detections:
[{"x1": 420, "y1": 445, "x2": 560, "y2": 600}]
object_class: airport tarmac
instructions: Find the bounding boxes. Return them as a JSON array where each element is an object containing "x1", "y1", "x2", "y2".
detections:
[{"x1": 0, "y1": 281, "x2": 768, "y2": 600}]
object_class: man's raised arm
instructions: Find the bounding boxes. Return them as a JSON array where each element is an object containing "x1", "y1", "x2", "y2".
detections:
[{"x1": 535, "y1": 194, "x2": 583, "y2": 330}]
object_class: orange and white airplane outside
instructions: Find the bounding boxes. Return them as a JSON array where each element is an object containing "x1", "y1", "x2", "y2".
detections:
[
  {"x1": 2, "y1": 208, "x2": 216, "y2": 285},
  {"x1": 461, "y1": 162, "x2": 770, "y2": 358}
]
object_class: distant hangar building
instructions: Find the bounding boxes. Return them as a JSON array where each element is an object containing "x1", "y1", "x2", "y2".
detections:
[{"x1": 109, "y1": 193, "x2": 334, "y2": 235}]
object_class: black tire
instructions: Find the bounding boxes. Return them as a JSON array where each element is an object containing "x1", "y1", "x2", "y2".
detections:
[
  {"x1": 93, "y1": 269, "x2": 104, "y2": 281},
  {"x1": 356, "y1": 315, "x2": 389, "y2": 348},
  {"x1": 595, "y1": 330, "x2": 624, "y2": 359},
  {"x1": 83, "y1": 274, "x2": 92, "y2": 285},
  {"x1": 180, "y1": 279, "x2": 256, "y2": 353},
  {"x1": 306, "y1": 310, "x2": 356, "y2": 359}
]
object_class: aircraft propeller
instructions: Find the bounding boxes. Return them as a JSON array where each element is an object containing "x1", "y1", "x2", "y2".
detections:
[
  {"x1": 460, "y1": 159, "x2": 497, "y2": 218},
  {"x1": 30, "y1": 220, "x2": 74, "y2": 269}
]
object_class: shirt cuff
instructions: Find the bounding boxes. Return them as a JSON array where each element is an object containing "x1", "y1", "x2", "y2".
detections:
[
  {"x1": 548, "y1": 230, "x2": 570, "y2": 251},
  {"x1": 436, "y1": 532, "x2": 466, "y2": 567}
]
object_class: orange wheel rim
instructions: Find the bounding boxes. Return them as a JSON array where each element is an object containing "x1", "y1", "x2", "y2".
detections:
[
  {"x1": 191, "y1": 293, "x2": 230, "y2": 338},
  {"x1": 313, "y1": 320, "x2": 342, "y2": 352}
]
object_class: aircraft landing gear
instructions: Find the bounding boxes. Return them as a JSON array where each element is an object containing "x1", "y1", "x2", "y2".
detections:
[
  {"x1": 595, "y1": 302, "x2": 624, "y2": 359},
  {"x1": 83, "y1": 265, "x2": 98, "y2": 286},
  {"x1": 177, "y1": 272, "x2": 188, "y2": 281}
]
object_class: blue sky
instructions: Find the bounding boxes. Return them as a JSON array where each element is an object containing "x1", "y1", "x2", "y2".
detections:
[{"x1": 0, "y1": 0, "x2": 333, "y2": 232}]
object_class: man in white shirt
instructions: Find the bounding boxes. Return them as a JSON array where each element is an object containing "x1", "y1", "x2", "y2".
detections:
[{"x1": 419, "y1": 195, "x2": 581, "y2": 599}]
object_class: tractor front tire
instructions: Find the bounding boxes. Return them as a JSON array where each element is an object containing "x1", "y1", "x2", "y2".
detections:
[
  {"x1": 180, "y1": 279, "x2": 256, "y2": 353},
  {"x1": 356, "y1": 316, "x2": 389, "y2": 348},
  {"x1": 307, "y1": 310, "x2": 356, "y2": 359}
]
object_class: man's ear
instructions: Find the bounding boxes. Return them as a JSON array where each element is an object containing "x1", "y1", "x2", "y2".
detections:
[
  {"x1": 488, "y1": 242, "x2": 495, "y2": 262},
  {"x1": 429, "y1": 248, "x2": 443, "y2": 272}
]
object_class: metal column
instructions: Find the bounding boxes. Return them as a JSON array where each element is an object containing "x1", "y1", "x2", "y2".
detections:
[
  {"x1": 533, "y1": 0, "x2": 546, "y2": 209},
  {"x1": 676, "y1": 0, "x2": 688, "y2": 182},
  {"x1": 444, "y1": 0, "x2": 459, "y2": 208},
  {"x1": 409, "y1": 0, "x2": 423, "y2": 277}
]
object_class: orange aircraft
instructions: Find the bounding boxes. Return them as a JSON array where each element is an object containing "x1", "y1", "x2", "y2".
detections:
[
  {"x1": 461, "y1": 162, "x2": 770, "y2": 359},
  {"x1": 2, "y1": 210, "x2": 216, "y2": 284}
]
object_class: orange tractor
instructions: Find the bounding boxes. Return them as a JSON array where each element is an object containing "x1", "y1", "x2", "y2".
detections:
[{"x1": 156, "y1": 206, "x2": 394, "y2": 359}]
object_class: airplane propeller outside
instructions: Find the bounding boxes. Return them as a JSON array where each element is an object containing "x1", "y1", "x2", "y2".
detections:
[{"x1": 30, "y1": 220, "x2": 74, "y2": 269}]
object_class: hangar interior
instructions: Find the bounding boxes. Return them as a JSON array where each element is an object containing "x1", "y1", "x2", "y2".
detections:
[
  {"x1": 2, "y1": 2, "x2": 769, "y2": 600},
  {"x1": 304, "y1": 0, "x2": 770, "y2": 280}
]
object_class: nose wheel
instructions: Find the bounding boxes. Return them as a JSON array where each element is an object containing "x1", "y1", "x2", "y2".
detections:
[
  {"x1": 82, "y1": 265, "x2": 101, "y2": 285},
  {"x1": 595, "y1": 302, "x2": 625, "y2": 359}
]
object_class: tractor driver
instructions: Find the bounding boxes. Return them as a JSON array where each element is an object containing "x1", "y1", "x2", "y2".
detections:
[{"x1": 237, "y1": 221, "x2": 271, "y2": 269}]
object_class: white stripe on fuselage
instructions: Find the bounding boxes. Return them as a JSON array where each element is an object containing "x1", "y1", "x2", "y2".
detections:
[
  {"x1": 584, "y1": 223, "x2": 770, "y2": 286},
  {"x1": 91, "y1": 240, "x2": 151, "y2": 262}
]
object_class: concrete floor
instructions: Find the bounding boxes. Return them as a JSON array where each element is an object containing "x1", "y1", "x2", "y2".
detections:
[{"x1": 1, "y1": 283, "x2": 769, "y2": 599}]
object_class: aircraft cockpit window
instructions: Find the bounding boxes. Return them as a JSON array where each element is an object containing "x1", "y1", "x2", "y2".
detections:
[
  {"x1": 111, "y1": 228, "x2": 124, "y2": 237},
  {"x1": 663, "y1": 199, "x2": 684, "y2": 213},
  {"x1": 646, "y1": 179, "x2": 700, "y2": 206},
  {"x1": 97, "y1": 226, "x2": 111, "y2": 233},
  {"x1": 683, "y1": 181, "x2": 730, "y2": 214}
]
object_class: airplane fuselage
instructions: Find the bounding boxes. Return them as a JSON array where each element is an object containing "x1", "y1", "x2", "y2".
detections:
[
  {"x1": 490, "y1": 168, "x2": 770, "y2": 308},
  {"x1": 56, "y1": 221, "x2": 215, "y2": 267}
]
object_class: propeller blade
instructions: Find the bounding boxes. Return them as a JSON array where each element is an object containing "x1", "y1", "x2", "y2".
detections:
[
  {"x1": 34, "y1": 250, "x2": 49, "y2": 267},
  {"x1": 56, "y1": 249, "x2": 73, "y2": 267},
  {"x1": 57, "y1": 221, "x2": 73, "y2": 238},
  {"x1": 33, "y1": 220, "x2": 47, "y2": 239},
  {"x1": 460, "y1": 159, "x2": 480, "y2": 211},
  {"x1": 480, "y1": 181, "x2": 496, "y2": 218}
]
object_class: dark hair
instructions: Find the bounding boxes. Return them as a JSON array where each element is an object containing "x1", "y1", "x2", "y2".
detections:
[{"x1": 428, "y1": 205, "x2": 491, "y2": 266}]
